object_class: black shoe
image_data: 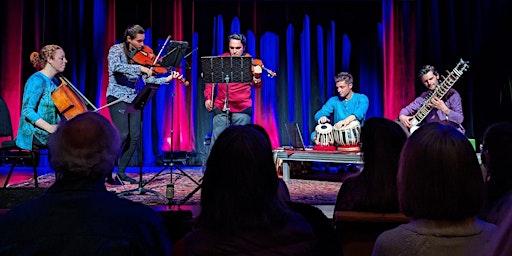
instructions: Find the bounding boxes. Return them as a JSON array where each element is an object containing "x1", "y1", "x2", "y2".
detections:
[
  {"x1": 116, "y1": 173, "x2": 138, "y2": 184},
  {"x1": 106, "y1": 176, "x2": 122, "y2": 185}
]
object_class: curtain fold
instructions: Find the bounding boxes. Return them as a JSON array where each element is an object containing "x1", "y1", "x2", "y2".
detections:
[
  {"x1": 254, "y1": 32, "x2": 280, "y2": 149},
  {"x1": 382, "y1": 0, "x2": 415, "y2": 120},
  {"x1": 0, "y1": 1, "x2": 24, "y2": 143}
]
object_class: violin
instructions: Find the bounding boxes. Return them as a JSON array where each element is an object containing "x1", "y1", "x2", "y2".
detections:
[
  {"x1": 130, "y1": 44, "x2": 190, "y2": 86},
  {"x1": 130, "y1": 46, "x2": 168, "y2": 74},
  {"x1": 251, "y1": 58, "x2": 277, "y2": 77}
]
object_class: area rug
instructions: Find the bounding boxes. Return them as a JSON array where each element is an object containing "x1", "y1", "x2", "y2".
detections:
[{"x1": 6, "y1": 168, "x2": 342, "y2": 206}]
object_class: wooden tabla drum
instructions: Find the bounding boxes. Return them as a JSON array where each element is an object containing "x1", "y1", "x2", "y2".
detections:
[
  {"x1": 313, "y1": 123, "x2": 336, "y2": 151},
  {"x1": 333, "y1": 120, "x2": 361, "y2": 152}
]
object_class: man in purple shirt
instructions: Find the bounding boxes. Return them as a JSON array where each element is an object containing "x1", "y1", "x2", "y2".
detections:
[{"x1": 398, "y1": 65, "x2": 465, "y2": 135}]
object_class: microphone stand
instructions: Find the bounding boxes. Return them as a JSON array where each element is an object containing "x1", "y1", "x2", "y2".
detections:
[
  {"x1": 135, "y1": 40, "x2": 200, "y2": 206},
  {"x1": 222, "y1": 75, "x2": 231, "y2": 127},
  {"x1": 144, "y1": 84, "x2": 201, "y2": 206}
]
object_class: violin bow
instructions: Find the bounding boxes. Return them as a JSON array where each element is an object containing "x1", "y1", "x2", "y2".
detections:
[{"x1": 153, "y1": 35, "x2": 172, "y2": 67}]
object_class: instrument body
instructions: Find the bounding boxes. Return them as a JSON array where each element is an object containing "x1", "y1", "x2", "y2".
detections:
[
  {"x1": 312, "y1": 123, "x2": 337, "y2": 151},
  {"x1": 252, "y1": 58, "x2": 277, "y2": 77},
  {"x1": 333, "y1": 120, "x2": 361, "y2": 147},
  {"x1": 333, "y1": 120, "x2": 361, "y2": 152},
  {"x1": 315, "y1": 123, "x2": 335, "y2": 146},
  {"x1": 51, "y1": 76, "x2": 97, "y2": 120},
  {"x1": 130, "y1": 45, "x2": 168, "y2": 74},
  {"x1": 242, "y1": 53, "x2": 277, "y2": 78},
  {"x1": 130, "y1": 44, "x2": 190, "y2": 86},
  {"x1": 409, "y1": 59, "x2": 470, "y2": 132}
]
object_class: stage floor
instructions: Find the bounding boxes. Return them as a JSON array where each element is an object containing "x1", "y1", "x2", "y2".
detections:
[{"x1": 0, "y1": 164, "x2": 339, "y2": 218}]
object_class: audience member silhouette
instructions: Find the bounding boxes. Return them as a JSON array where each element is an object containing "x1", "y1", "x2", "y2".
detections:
[
  {"x1": 479, "y1": 121, "x2": 512, "y2": 225},
  {"x1": 372, "y1": 122, "x2": 496, "y2": 256},
  {"x1": 334, "y1": 117, "x2": 406, "y2": 213},
  {"x1": 172, "y1": 125, "x2": 317, "y2": 255},
  {"x1": 244, "y1": 124, "x2": 292, "y2": 201},
  {"x1": 0, "y1": 112, "x2": 172, "y2": 255},
  {"x1": 246, "y1": 123, "x2": 339, "y2": 255},
  {"x1": 483, "y1": 204, "x2": 512, "y2": 256}
]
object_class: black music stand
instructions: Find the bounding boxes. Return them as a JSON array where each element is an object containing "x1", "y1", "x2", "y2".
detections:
[
  {"x1": 200, "y1": 56, "x2": 253, "y2": 126},
  {"x1": 141, "y1": 84, "x2": 201, "y2": 206},
  {"x1": 178, "y1": 56, "x2": 254, "y2": 206},
  {"x1": 135, "y1": 40, "x2": 201, "y2": 206},
  {"x1": 161, "y1": 41, "x2": 189, "y2": 68},
  {"x1": 118, "y1": 84, "x2": 167, "y2": 201}
]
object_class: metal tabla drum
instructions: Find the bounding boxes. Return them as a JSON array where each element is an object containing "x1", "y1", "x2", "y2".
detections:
[
  {"x1": 333, "y1": 120, "x2": 361, "y2": 152},
  {"x1": 314, "y1": 123, "x2": 335, "y2": 146}
]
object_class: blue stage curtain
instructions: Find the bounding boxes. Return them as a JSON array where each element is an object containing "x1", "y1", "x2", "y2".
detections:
[
  {"x1": 300, "y1": 15, "x2": 312, "y2": 142},
  {"x1": 254, "y1": 32, "x2": 280, "y2": 149},
  {"x1": 326, "y1": 21, "x2": 336, "y2": 105}
]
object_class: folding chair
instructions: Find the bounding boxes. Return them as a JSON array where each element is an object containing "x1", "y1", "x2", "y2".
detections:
[{"x1": 0, "y1": 96, "x2": 42, "y2": 188}]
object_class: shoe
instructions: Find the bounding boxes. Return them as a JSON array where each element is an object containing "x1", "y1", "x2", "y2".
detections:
[
  {"x1": 116, "y1": 172, "x2": 138, "y2": 184},
  {"x1": 106, "y1": 176, "x2": 122, "y2": 185}
]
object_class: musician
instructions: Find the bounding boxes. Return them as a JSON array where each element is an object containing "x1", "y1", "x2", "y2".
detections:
[
  {"x1": 203, "y1": 33, "x2": 263, "y2": 149},
  {"x1": 311, "y1": 72, "x2": 369, "y2": 143},
  {"x1": 107, "y1": 24, "x2": 182, "y2": 184},
  {"x1": 15, "y1": 45, "x2": 66, "y2": 151},
  {"x1": 398, "y1": 64, "x2": 465, "y2": 135}
]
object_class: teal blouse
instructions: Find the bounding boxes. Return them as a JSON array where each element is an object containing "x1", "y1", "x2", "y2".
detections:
[{"x1": 15, "y1": 72, "x2": 60, "y2": 150}]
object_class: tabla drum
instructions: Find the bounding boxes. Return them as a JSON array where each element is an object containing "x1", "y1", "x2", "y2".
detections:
[
  {"x1": 333, "y1": 120, "x2": 361, "y2": 152},
  {"x1": 313, "y1": 123, "x2": 336, "y2": 151}
]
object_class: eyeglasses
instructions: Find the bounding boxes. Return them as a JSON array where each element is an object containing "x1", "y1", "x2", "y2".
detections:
[{"x1": 229, "y1": 46, "x2": 242, "y2": 50}]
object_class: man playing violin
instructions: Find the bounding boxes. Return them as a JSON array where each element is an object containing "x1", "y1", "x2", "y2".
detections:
[
  {"x1": 204, "y1": 33, "x2": 263, "y2": 150},
  {"x1": 106, "y1": 24, "x2": 182, "y2": 184}
]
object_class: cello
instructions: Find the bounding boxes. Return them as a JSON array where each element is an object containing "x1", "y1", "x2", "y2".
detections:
[
  {"x1": 52, "y1": 75, "x2": 130, "y2": 119},
  {"x1": 51, "y1": 75, "x2": 98, "y2": 120}
]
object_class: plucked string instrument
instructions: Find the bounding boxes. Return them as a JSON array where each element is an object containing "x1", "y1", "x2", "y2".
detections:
[{"x1": 409, "y1": 59, "x2": 470, "y2": 132}]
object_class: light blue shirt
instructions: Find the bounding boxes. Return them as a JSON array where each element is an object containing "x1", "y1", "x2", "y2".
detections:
[
  {"x1": 314, "y1": 93, "x2": 369, "y2": 124},
  {"x1": 311, "y1": 93, "x2": 369, "y2": 143}
]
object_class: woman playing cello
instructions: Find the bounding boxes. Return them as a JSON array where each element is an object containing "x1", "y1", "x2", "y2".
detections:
[
  {"x1": 15, "y1": 45, "x2": 67, "y2": 151},
  {"x1": 106, "y1": 24, "x2": 183, "y2": 184}
]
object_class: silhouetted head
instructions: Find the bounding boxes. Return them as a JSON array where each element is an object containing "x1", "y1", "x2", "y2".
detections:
[
  {"x1": 48, "y1": 112, "x2": 120, "y2": 180},
  {"x1": 482, "y1": 121, "x2": 512, "y2": 204},
  {"x1": 361, "y1": 117, "x2": 406, "y2": 165},
  {"x1": 398, "y1": 122, "x2": 484, "y2": 220},
  {"x1": 200, "y1": 125, "x2": 288, "y2": 232}
]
